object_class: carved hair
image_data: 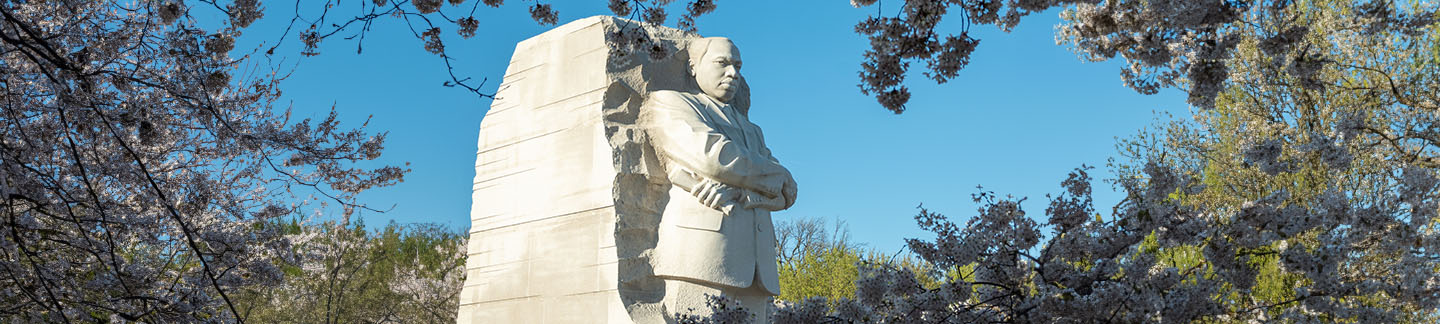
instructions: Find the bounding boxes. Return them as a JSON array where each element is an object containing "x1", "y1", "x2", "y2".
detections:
[{"x1": 685, "y1": 37, "x2": 731, "y2": 71}]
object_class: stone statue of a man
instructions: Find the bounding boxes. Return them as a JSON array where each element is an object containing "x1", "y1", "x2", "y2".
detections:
[{"x1": 641, "y1": 37, "x2": 798, "y2": 322}]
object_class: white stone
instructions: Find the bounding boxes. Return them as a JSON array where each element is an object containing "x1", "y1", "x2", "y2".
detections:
[
  {"x1": 642, "y1": 37, "x2": 796, "y2": 324},
  {"x1": 458, "y1": 17, "x2": 794, "y2": 324}
]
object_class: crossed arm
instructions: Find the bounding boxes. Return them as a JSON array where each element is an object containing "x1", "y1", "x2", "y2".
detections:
[
  {"x1": 645, "y1": 91, "x2": 797, "y2": 211},
  {"x1": 690, "y1": 176, "x2": 797, "y2": 212}
]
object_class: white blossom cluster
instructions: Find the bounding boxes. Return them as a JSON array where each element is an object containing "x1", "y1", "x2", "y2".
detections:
[
  {"x1": 676, "y1": 294, "x2": 756, "y2": 324},
  {"x1": 599, "y1": 0, "x2": 719, "y2": 32},
  {"x1": 658, "y1": 2, "x2": 1440, "y2": 322},
  {"x1": 847, "y1": 0, "x2": 1092, "y2": 112},
  {"x1": 845, "y1": 0, "x2": 1438, "y2": 112},
  {"x1": 1055, "y1": 0, "x2": 1437, "y2": 109},
  {"x1": 264, "y1": 1, "x2": 721, "y2": 100},
  {"x1": 284, "y1": 0, "x2": 528, "y2": 96},
  {"x1": 248, "y1": 222, "x2": 467, "y2": 323},
  {"x1": 0, "y1": 1, "x2": 405, "y2": 321},
  {"x1": 682, "y1": 161, "x2": 1439, "y2": 322},
  {"x1": 597, "y1": 0, "x2": 722, "y2": 66}
]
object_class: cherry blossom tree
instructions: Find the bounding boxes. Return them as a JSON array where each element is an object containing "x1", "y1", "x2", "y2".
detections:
[
  {"x1": 235, "y1": 221, "x2": 466, "y2": 323},
  {"x1": 688, "y1": 163, "x2": 1435, "y2": 323},
  {"x1": 685, "y1": 1, "x2": 1440, "y2": 322},
  {"x1": 8, "y1": 0, "x2": 1436, "y2": 322},
  {"x1": 848, "y1": 0, "x2": 1438, "y2": 113},
  {"x1": 1, "y1": 1, "x2": 404, "y2": 321},
  {"x1": 270, "y1": 0, "x2": 720, "y2": 98},
  {"x1": 260, "y1": 0, "x2": 1438, "y2": 322},
  {"x1": 0, "y1": 0, "x2": 724, "y2": 321},
  {"x1": 202, "y1": 0, "x2": 1440, "y2": 117}
]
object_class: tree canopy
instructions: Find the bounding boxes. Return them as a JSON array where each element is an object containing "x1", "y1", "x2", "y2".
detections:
[
  {"x1": 2, "y1": 1, "x2": 403, "y2": 321},
  {"x1": 5, "y1": 0, "x2": 1439, "y2": 323},
  {"x1": 692, "y1": 0, "x2": 1440, "y2": 322}
]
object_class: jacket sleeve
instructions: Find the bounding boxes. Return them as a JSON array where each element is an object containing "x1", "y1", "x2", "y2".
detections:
[{"x1": 644, "y1": 91, "x2": 788, "y2": 196}]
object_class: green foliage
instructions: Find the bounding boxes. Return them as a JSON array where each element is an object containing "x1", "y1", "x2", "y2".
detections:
[
  {"x1": 774, "y1": 217, "x2": 951, "y2": 305},
  {"x1": 776, "y1": 245, "x2": 955, "y2": 306},
  {"x1": 777, "y1": 244, "x2": 861, "y2": 304},
  {"x1": 234, "y1": 220, "x2": 467, "y2": 323},
  {"x1": 1111, "y1": 1, "x2": 1440, "y2": 321}
]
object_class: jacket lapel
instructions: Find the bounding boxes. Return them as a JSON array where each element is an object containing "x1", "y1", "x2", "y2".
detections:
[{"x1": 696, "y1": 94, "x2": 752, "y2": 149}]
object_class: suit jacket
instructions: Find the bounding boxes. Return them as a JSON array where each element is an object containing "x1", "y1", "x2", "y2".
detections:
[{"x1": 642, "y1": 90, "x2": 794, "y2": 294}]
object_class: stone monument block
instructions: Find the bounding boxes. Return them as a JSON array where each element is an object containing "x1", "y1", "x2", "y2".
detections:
[
  {"x1": 458, "y1": 16, "x2": 694, "y2": 324},
  {"x1": 460, "y1": 16, "x2": 788, "y2": 323}
]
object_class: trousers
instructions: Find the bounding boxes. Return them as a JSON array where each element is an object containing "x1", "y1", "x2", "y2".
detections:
[{"x1": 663, "y1": 271, "x2": 773, "y2": 324}]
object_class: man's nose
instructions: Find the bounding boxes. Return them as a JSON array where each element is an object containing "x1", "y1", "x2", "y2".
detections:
[{"x1": 723, "y1": 66, "x2": 738, "y2": 77}]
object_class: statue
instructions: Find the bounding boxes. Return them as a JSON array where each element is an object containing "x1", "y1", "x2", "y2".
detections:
[
  {"x1": 641, "y1": 37, "x2": 798, "y2": 323},
  {"x1": 458, "y1": 17, "x2": 795, "y2": 323}
]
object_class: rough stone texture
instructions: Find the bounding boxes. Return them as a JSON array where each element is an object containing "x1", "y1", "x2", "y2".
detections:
[{"x1": 458, "y1": 16, "x2": 739, "y2": 323}]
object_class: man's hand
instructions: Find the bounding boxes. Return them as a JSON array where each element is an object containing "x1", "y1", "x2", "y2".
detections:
[
  {"x1": 741, "y1": 177, "x2": 796, "y2": 211},
  {"x1": 781, "y1": 179, "x2": 798, "y2": 209},
  {"x1": 691, "y1": 179, "x2": 740, "y2": 211}
]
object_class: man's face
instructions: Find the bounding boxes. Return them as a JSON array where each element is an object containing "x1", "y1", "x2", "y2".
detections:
[{"x1": 693, "y1": 40, "x2": 742, "y2": 103}]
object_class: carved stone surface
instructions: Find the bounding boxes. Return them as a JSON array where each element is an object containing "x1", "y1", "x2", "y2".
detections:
[
  {"x1": 457, "y1": 16, "x2": 631, "y2": 324},
  {"x1": 458, "y1": 16, "x2": 791, "y2": 324},
  {"x1": 641, "y1": 36, "x2": 796, "y2": 324}
]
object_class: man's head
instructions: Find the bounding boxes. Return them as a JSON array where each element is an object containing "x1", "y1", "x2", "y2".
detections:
[{"x1": 687, "y1": 37, "x2": 742, "y2": 103}]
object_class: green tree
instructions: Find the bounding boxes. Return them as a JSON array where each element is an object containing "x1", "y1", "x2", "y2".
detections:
[
  {"x1": 235, "y1": 220, "x2": 467, "y2": 323},
  {"x1": 775, "y1": 216, "x2": 858, "y2": 304},
  {"x1": 0, "y1": 1, "x2": 405, "y2": 321},
  {"x1": 778, "y1": 242, "x2": 863, "y2": 305},
  {"x1": 1110, "y1": 0, "x2": 1440, "y2": 321},
  {"x1": 774, "y1": 217, "x2": 949, "y2": 306}
]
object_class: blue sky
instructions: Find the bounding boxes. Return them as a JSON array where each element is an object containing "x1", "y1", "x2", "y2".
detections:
[{"x1": 236, "y1": 1, "x2": 1189, "y2": 253}]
